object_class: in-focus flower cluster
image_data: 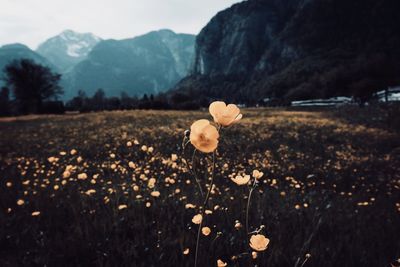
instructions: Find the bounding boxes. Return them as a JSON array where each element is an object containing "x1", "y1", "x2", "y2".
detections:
[{"x1": 189, "y1": 101, "x2": 242, "y2": 153}]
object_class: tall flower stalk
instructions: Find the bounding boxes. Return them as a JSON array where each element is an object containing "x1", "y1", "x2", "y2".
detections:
[
  {"x1": 184, "y1": 101, "x2": 244, "y2": 266},
  {"x1": 194, "y1": 151, "x2": 216, "y2": 267},
  {"x1": 246, "y1": 178, "x2": 258, "y2": 237},
  {"x1": 181, "y1": 143, "x2": 204, "y2": 197}
]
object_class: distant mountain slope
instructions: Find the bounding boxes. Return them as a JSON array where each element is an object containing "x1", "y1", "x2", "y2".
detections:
[
  {"x1": 173, "y1": 0, "x2": 400, "y2": 104},
  {"x1": 63, "y1": 29, "x2": 195, "y2": 99},
  {"x1": 36, "y1": 30, "x2": 101, "y2": 73},
  {"x1": 0, "y1": 43, "x2": 55, "y2": 88}
]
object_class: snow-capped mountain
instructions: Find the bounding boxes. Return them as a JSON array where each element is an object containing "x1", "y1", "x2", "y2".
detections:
[
  {"x1": 36, "y1": 30, "x2": 101, "y2": 73},
  {"x1": 2, "y1": 29, "x2": 195, "y2": 100},
  {"x1": 62, "y1": 29, "x2": 195, "y2": 99}
]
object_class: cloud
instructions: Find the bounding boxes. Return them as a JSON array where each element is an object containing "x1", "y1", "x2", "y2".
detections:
[{"x1": 0, "y1": 0, "x2": 243, "y2": 49}]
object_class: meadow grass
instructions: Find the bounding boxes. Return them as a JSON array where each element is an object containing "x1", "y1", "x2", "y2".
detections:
[{"x1": 0, "y1": 108, "x2": 399, "y2": 266}]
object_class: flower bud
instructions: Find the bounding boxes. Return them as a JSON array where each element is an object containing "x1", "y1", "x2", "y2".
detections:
[{"x1": 184, "y1": 129, "x2": 190, "y2": 137}]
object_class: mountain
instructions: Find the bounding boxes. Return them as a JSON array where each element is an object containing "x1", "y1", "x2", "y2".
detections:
[
  {"x1": 63, "y1": 29, "x2": 195, "y2": 99},
  {"x1": 36, "y1": 30, "x2": 101, "y2": 73},
  {"x1": 173, "y1": 0, "x2": 400, "y2": 104},
  {"x1": 0, "y1": 43, "x2": 54, "y2": 88}
]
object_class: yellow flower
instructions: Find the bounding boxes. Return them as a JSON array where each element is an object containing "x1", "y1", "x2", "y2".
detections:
[
  {"x1": 185, "y1": 203, "x2": 196, "y2": 209},
  {"x1": 148, "y1": 178, "x2": 156, "y2": 189},
  {"x1": 217, "y1": 259, "x2": 227, "y2": 267},
  {"x1": 85, "y1": 189, "x2": 96, "y2": 196},
  {"x1": 192, "y1": 214, "x2": 203, "y2": 224},
  {"x1": 209, "y1": 101, "x2": 242, "y2": 127},
  {"x1": 47, "y1": 156, "x2": 58, "y2": 163},
  {"x1": 31, "y1": 211, "x2": 41, "y2": 216},
  {"x1": 128, "y1": 161, "x2": 136, "y2": 169},
  {"x1": 63, "y1": 170, "x2": 71, "y2": 179},
  {"x1": 231, "y1": 175, "x2": 250, "y2": 185},
  {"x1": 249, "y1": 234, "x2": 270, "y2": 251},
  {"x1": 252, "y1": 169, "x2": 264, "y2": 179},
  {"x1": 77, "y1": 173, "x2": 88, "y2": 180},
  {"x1": 202, "y1": 226, "x2": 211, "y2": 236},
  {"x1": 151, "y1": 191, "x2": 160, "y2": 197},
  {"x1": 190, "y1": 119, "x2": 219, "y2": 153},
  {"x1": 118, "y1": 204, "x2": 128, "y2": 210}
]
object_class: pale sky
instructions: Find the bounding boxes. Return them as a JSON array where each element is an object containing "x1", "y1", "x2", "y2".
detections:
[{"x1": 0, "y1": 0, "x2": 243, "y2": 49}]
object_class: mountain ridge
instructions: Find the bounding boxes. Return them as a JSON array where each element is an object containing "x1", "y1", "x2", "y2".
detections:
[
  {"x1": 63, "y1": 29, "x2": 195, "y2": 99},
  {"x1": 1, "y1": 29, "x2": 196, "y2": 100},
  {"x1": 173, "y1": 0, "x2": 400, "y2": 104},
  {"x1": 36, "y1": 29, "x2": 102, "y2": 73}
]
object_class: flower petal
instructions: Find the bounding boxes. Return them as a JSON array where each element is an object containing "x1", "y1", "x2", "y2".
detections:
[
  {"x1": 190, "y1": 119, "x2": 210, "y2": 134},
  {"x1": 209, "y1": 101, "x2": 226, "y2": 120},
  {"x1": 226, "y1": 104, "x2": 240, "y2": 118},
  {"x1": 203, "y1": 124, "x2": 220, "y2": 140}
]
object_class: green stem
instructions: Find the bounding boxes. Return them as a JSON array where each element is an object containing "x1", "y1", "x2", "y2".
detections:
[
  {"x1": 246, "y1": 179, "x2": 258, "y2": 235},
  {"x1": 300, "y1": 256, "x2": 310, "y2": 267},
  {"x1": 182, "y1": 142, "x2": 204, "y2": 197},
  {"x1": 194, "y1": 151, "x2": 216, "y2": 267},
  {"x1": 246, "y1": 187, "x2": 254, "y2": 236},
  {"x1": 191, "y1": 149, "x2": 204, "y2": 197},
  {"x1": 245, "y1": 179, "x2": 257, "y2": 266}
]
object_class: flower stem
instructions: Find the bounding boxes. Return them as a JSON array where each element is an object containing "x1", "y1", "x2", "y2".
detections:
[
  {"x1": 245, "y1": 179, "x2": 257, "y2": 266},
  {"x1": 246, "y1": 180, "x2": 257, "y2": 236},
  {"x1": 300, "y1": 256, "x2": 310, "y2": 267},
  {"x1": 194, "y1": 151, "x2": 216, "y2": 267},
  {"x1": 182, "y1": 141, "x2": 204, "y2": 197},
  {"x1": 191, "y1": 149, "x2": 204, "y2": 197}
]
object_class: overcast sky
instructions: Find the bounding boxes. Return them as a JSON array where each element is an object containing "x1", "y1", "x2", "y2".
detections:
[{"x1": 0, "y1": 0, "x2": 243, "y2": 49}]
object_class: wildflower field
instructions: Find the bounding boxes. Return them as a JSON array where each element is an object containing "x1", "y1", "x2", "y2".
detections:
[{"x1": 0, "y1": 107, "x2": 399, "y2": 267}]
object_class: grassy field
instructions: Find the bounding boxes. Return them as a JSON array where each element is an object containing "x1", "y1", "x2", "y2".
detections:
[{"x1": 0, "y1": 108, "x2": 399, "y2": 267}]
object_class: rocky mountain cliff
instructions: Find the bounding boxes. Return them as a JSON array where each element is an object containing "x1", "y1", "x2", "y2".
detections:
[
  {"x1": 63, "y1": 29, "x2": 195, "y2": 99},
  {"x1": 36, "y1": 30, "x2": 101, "y2": 73},
  {"x1": 174, "y1": 0, "x2": 400, "y2": 104}
]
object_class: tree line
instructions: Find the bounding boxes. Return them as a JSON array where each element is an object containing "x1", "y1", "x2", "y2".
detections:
[
  {"x1": 1, "y1": 58, "x2": 397, "y2": 117},
  {"x1": 0, "y1": 59, "x2": 208, "y2": 116}
]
